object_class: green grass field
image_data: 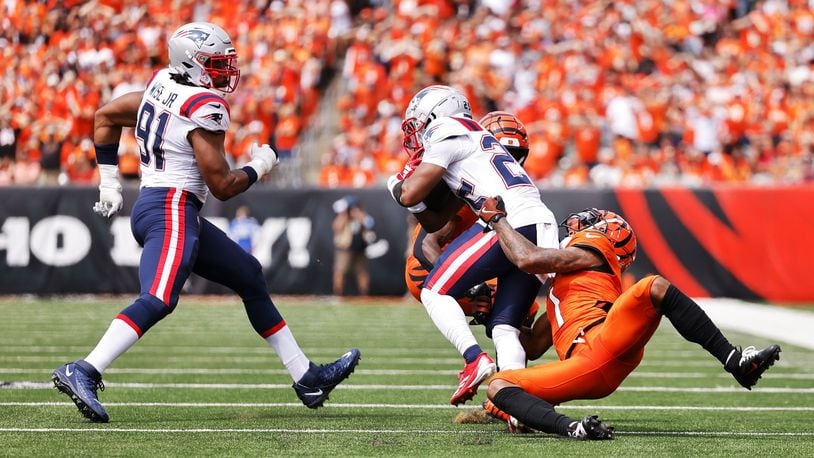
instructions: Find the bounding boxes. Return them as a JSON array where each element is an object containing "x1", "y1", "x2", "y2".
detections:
[{"x1": 1, "y1": 296, "x2": 812, "y2": 456}]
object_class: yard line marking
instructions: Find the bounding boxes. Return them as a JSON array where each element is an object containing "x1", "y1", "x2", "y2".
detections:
[
  {"x1": 3, "y1": 367, "x2": 812, "y2": 378},
  {"x1": 2, "y1": 367, "x2": 813, "y2": 380},
  {"x1": 697, "y1": 298, "x2": 814, "y2": 350},
  {"x1": 2, "y1": 402, "x2": 814, "y2": 412},
  {"x1": 0, "y1": 427, "x2": 812, "y2": 437},
  {"x1": 4, "y1": 381, "x2": 814, "y2": 393}
]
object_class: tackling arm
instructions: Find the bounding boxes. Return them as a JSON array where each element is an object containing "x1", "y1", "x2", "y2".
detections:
[
  {"x1": 479, "y1": 196, "x2": 601, "y2": 274},
  {"x1": 491, "y1": 218, "x2": 601, "y2": 274}
]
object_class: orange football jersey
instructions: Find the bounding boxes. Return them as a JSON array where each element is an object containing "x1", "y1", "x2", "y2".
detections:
[{"x1": 547, "y1": 229, "x2": 623, "y2": 360}]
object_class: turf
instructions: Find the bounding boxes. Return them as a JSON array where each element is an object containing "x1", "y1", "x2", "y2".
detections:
[{"x1": 0, "y1": 296, "x2": 812, "y2": 456}]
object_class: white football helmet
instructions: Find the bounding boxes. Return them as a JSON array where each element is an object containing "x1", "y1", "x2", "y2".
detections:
[
  {"x1": 168, "y1": 22, "x2": 240, "y2": 93},
  {"x1": 402, "y1": 85, "x2": 472, "y2": 156}
]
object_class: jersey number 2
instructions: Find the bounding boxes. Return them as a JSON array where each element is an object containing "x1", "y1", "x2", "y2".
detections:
[
  {"x1": 136, "y1": 102, "x2": 169, "y2": 170},
  {"x1": 455, "y1": 135, "x2": 534, "y2": 208}
]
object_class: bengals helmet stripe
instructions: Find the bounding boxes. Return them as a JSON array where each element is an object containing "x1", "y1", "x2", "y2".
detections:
[
  {"x1": 478, "y1": 111, "x2": 530, "y2": 164},
  {"x1": 560, "y1": 208, "x2": 637, "y2": 271}
]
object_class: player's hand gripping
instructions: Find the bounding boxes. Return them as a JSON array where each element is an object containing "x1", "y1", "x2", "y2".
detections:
[
  {"x1": 465, "y1": 282, "x2": 494, "y2": 326},
  {"x1": 93, "y1": 164, "x2": 123, "y2": 218},
  {"x1": 479, "y1": 196, "x2": 507, "y2": 229},
  {"x1": 247, "y1": 142, "x2": 279, "y2": 178}
]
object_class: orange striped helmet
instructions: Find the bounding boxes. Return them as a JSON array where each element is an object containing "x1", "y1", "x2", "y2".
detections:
[
  {"x1": 561, "y1": 208, "x2": 637, "y2": 271},
  {"x1": 478, "y1": 111, "x2": 530, "y2": 165}
]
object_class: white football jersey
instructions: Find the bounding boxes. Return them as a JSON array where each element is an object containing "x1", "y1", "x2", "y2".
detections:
[
  {"x1": 420, "y1": 116, "x2": 556, "y2": 228},
  {"x1": 135, "y1": 69, "x2": 231, "y2": 202}
]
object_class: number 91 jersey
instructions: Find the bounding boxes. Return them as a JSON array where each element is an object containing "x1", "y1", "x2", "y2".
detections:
[
  {"x1": 136, "y1": 68, "x2": 231, "y2": 203},
  {"x1": 420, "y1": 116, "x2": 555, "y2": 228}
]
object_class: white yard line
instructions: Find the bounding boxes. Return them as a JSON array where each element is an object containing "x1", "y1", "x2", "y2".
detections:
[
  {"x1": 1, "y1": 367, "x2": 812, "y2": 379},
  {"x1": 697, "y1": 299, "x2": 814, "y2": 350},
  {"x1": 0, "y1": 427, "x2": 811, "y2": 436},
  {"x1": 3, "y1": 381, "x2": 814, "y2": 393},
  {"x1": 1, "y1": 401, "x2": 814, "y2": 412}
]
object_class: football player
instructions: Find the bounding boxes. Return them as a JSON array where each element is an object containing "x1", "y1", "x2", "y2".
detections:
[
  {"x1": 52, "y1": 22, "x2": 360, "y2": 423},
  {"x1": 477, "y1": 198, "x2": 782, "y2": 440},
  {"x1": 404, "y1": 111, "x2": 538, "y2": 326},
  {"x1": 387, "y1": 86, "x2": 559, "y2": 406}
]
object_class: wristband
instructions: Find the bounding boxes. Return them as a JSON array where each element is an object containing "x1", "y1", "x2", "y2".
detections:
[
  {"x1": 407, "y1": 202, "x2": 428, "y2": 213},
  {"x1": 488, "y1": 213, "x2": 504, "y2": 229},
  {"x1": 387, "y1": 176, "x2": 404, "y2": 204},
  {"x1": 98, "y1": 164, "x2": 119, "y2": 184},
  {"x1": 95, "y1": 143, "x2": 120, "y2": 166},
  {"x1": 241, "y1": 165, "x2": 258, "y2": 185}
]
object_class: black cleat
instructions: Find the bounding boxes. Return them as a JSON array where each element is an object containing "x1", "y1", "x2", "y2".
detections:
[
  {"x1": 52, "y1": 360, "x2": 109, "y2": 423},
  {"x1": 727, "y1": 344, "x2": 782, "y2": 390},
  {"x1": 293, "y1": 348, "x2": 361, "y2": 408},
  {"x1": 566, "y1": 415, "x2": 614, "y2": 440}
]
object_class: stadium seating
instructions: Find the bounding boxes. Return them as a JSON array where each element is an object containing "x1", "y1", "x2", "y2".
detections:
[{"x1": 2, "y1": 1, "x2": 812, "y2": 187}]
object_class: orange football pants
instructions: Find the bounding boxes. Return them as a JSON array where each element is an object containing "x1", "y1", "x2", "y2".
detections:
[{"x1": 490, "y1": 275, "x2": 661, "y2": 405}]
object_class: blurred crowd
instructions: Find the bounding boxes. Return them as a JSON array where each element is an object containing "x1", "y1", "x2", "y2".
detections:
[
  {"x1": 0, "y1": 0, "x2": 349, "y2": 186},
  {"x1": 322, "y1": 0, "x2": 814, "y2": 187},
  {"x1": 1, "y1": 0, "x2": 813, "y2": 189}
]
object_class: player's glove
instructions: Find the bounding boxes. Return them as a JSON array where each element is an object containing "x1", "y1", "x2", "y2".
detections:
[
  {"x1": 465, "y1": 282, "x2": 494, "y2": 326},
  {"x1": 246, "y1": 142, "x2": 279, "y2": 178},
  {"x1": 479, "y1": 196, "x2": 507, "y2": 230},
  {"x1": 93, "y1": 164, "x2": 123, "y2": 218}
]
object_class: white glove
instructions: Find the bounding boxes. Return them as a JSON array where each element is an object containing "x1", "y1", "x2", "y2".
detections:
[
  {"x1": 93, "y1": 164, "x2": 123, "y2": 218},
  {"x1": 386, "y1": 175, "x2": 402, "y2": 204},
  {"x1": 386, "y1": 174, "x2": 426, "y2": 212},
  {"x1": 246, "y1": 143, "x2": 279, "y2": 179}
]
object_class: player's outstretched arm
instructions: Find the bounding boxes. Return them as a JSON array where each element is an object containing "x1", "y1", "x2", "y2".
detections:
[
  {"x1": 190, "y1": 129, "x2": 277, "y2": 201},
  {"x1": 479, "y1": 196, "x2": 601, "y2": 274}
]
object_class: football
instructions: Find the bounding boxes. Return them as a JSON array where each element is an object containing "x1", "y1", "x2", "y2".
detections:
[{"x1": 423, "y1": 180, "x2": 456, "y2": 211}]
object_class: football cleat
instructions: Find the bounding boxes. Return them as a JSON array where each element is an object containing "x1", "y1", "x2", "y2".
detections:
[
  {"x1": 293, "y1": 348, "x2": 361, "y2": 408},
  {"x1": 727, "y1": 344, "x2": 782, "y2": 390},
  {"x1": 52, "y1": 360, "x2": 109, "y2": 423},
  {"x1": 566, "y1": 415, "x2": 614, "y2": 440},
  {"x1": 482, "y1": 398, "x2": 510, "y2": 422},
  {"x1": 450, "y1": 352, "x2": 496, "y2": 406}
]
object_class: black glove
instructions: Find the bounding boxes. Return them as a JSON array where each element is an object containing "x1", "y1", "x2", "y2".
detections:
[{"x1": 465, "y1": 283, "x2": 493, "y2": 325}]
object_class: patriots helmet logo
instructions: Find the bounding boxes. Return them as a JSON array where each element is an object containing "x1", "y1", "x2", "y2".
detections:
[
  {"x1": 202, "y1": 112, "x2": 223, "y2": 124},
  {"x1": 176, "y1": 29, "x2": 211, "y2": 49}
]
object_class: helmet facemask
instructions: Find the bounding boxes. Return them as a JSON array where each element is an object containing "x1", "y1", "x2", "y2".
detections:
[
  {"x1": 560, "y1": 208, "x2": 637, "y2": 271},
  {"x1": 401, "y1": 116, "x2": 427, "y2": 158},
  {"x1": 195, "y1": 52, "x2": 240, "y2": 93}
]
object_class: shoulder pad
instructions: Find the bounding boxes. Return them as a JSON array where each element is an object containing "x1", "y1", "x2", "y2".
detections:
[
  {"x1": 422, "y1": 117, "x2": 481, "y2": 144},
  {"x1": 181, "y1": 92, "x2": 232, "y2": 132}
]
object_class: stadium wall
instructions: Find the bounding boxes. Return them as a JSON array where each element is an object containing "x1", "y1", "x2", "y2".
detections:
[{"x1": 1, "y1": 186, "x2": 812, "y2": 302}]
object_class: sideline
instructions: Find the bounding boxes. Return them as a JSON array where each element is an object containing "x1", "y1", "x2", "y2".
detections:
[{"x1": 696, "y1": 299, "x2": 814, "y2": 350}]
